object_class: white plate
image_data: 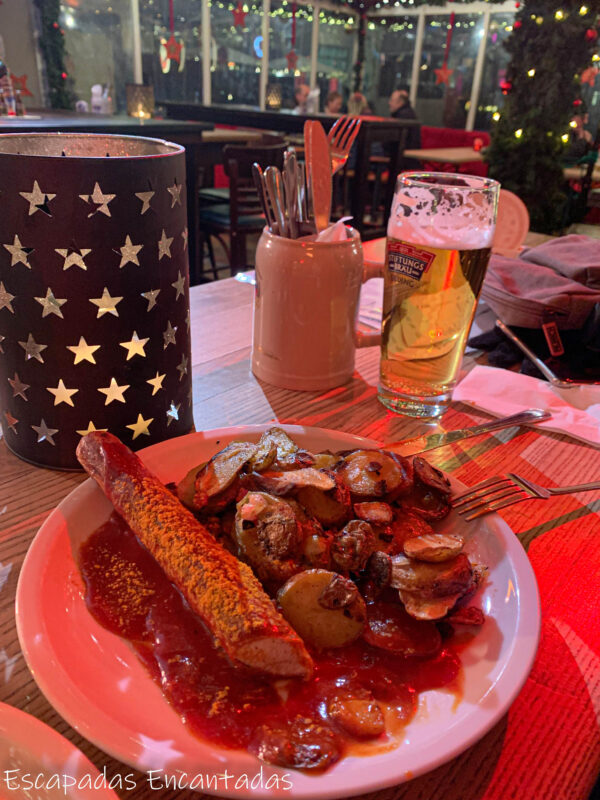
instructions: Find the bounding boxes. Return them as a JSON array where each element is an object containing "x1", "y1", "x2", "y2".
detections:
[
  {"x1": 0, "y1": 701, "x2": 119, "y2": 800},
  {"x1": 16, "y1": 425, "x2": 540, "y2": 799}
]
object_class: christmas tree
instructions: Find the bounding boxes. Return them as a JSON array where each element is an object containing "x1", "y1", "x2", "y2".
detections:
[
  {"x1": 34, "y1": 0, "x2": 77, "y2": 110},
  {"x1": 486, "y1": 0, "x2": 600, "y2": 233}
]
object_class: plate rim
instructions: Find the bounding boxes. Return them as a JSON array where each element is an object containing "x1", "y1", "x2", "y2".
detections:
[{"x1": 16, "y1": 423, "x2": 541, "y2": 799}]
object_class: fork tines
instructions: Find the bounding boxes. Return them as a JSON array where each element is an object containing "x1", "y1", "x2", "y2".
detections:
[{"x1": 452, "y1": 476, "x2": 529, "y2": 520}]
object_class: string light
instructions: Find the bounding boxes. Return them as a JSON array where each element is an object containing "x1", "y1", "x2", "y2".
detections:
[
  {"x1": 579, "y1": 5, "x2": 589, "y2": 15},
  {"x1": 555, "y1": 10, "x2": 564, "y2": 20},
  {"x1": 527, "y1": 68, "x2": 535, "y2": 77},
  {"x1": 569, "y1": 120, "x2": 578, "y2": 128},
  {"x1": 493, "y1": 112, "x2": 501, "y2": 121},
  {"x1": 592, "y1": 54, "x2": 600, "y2": 62},
  {"x1": 561, "y1": 133, "x2": 570, "y2": 142},
  {"x1": 515, "y1": 128, "x2": 523, "y2": 138}
]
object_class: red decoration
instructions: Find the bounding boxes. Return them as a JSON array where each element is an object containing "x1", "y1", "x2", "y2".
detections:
[
  {"x1": 61, "y1": 72, "x2": 67, "y2": 80},
  {"x1": 232, "y1": 1, "x2": 247, "y2": 28},
  {"x1": 10, "y1": 74, "x2": 33, "y2": 97},
  {"x1": 500, "y1": 78, "x2": 513, "y2": 95},
  {"x1": 581, "y1": 66, "x2": 599, "y2": 86},
  {"x1": 435, "y1": 11, "x2": 455, "y2": 86},
  {"x1": 585, "y1": 28, "x2": 598, "y2": 42},
  {"x1": 513, "y1": 20, "x2": 522, "y2": 29},
  {"x1": 165, "y1": 34, "x2": 183, "y2": 64},
  {"x1": 286, "y1": 50, "x2": 298, "y2": 71},
  {"x1": 573, "y1": 98, "x2": 583, "y2": 107}
]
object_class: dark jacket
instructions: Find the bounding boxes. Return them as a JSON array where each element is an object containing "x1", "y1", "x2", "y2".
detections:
[{"x1": 392, "y1": 103, "x2": 421, "y2": 150}]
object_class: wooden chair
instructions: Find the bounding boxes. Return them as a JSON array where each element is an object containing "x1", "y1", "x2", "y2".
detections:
[{"x1": 195, "y1": 142, "x2": 285, "y2": 283}]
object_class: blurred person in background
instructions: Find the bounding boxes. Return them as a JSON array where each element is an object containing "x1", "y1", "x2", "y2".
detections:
[
  {"x1": 388, "y1": 88, "x2": 421, "y2": 150},
  {"x1": 324, "y1": 90, "x2": 343, "y2": 115},
  {"x1": 293, "y1": 83, "x2": 310, "y2": 114}
]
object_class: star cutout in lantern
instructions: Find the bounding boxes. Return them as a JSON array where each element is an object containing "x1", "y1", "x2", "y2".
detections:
[
  {"x1": 90, "y1": 287, "x2": 123, "y2": 318},
  {"x1": 8, "y1": 372, "x2": 30, "y2": 401},
  {"x1": 163, "y1": 321, "x2": 177, "y2": 349},
  {"x1": 98, "y1": 377, "x2": 130, "y2": 405},
  {"x1": 176, "y1": 354, "x2": 189, "y2": 381},
  {"x1": 167, "y1": 181, "x2": 183, "y2": 208},
  {"x1": 119, "y1": 235, "x2": 143, "y2": 268},
  {"x1": 286, "y1": 50, "x2": 298, "y2": 71},
  {"x1": 47, "y1": 378, "x2": 79, "y2": 407},
  {"x1": 31, "y1": 419, "x2": 58, "y2": 446},
  {"x1": 172, "y1": 271, "x2": 186, "y2": 300},
  {"x1": 35, "y1": 287, "x2": 67, "y2": 319},
  {"x1": 158, "y1": 229, "x2": 174, "y2": 260},
  {"x1": 181, "y1": 227, "x2": 189, "y2": 250},
  {"x1": 0, "y1": 282, "x2": 15, "y2": 313},
  {"x1": 119, "y1": 331, "x2": 149, "y2": 360},
  {"x1": 67, "y1": 336, "x2": 100, "y2": 365},
  {"x1": 232, "y1": 1, "x2": 247, "y2": 28},
  {"x1": 4, "y1": 235, "x2": 33, "y2": 268},
  {"x1": 55, "y1": 247, "x2": 91, "y2": 271},
  {"x1": 20, "y1": 180, "x2": 56, "y2": 216},
  {"x1": 4, "y1": 410, "x2": 18, "y2": 434},
  {"x1": 127, "y1": 413, "x2": 154, "y2": 440},
  {"x1": 166, "y1": 402, "x2": 181, "y2": 426},
  {"x1": 76, "y1": 421, "x2": 109, "y2": 437},
  {"x1": 19, "y1": 333, "x2": 47, "y2": 363},
  {"x1": 165, "y1": 35, "x2": 183, "y2": 64},
  {"x1": 11, "y1": 74, "x2": 33, "y2": 97},
  {"x1": 79, "y1": 182, "x2": 115, "y2": 217},
  {"x1": 434, "y1": 63, "x2": 454, "y2": 85},
  {"x1": 185, "y1": 308, "x2": 191, "y2": 331},
  {"x1": 581, "y1": 66, "x2": 599, "y2": 86},
  {"x1": 142, "y1": 289, "x2": 161, "y2": 311},
  {"x1": 147, "y1": 371, "x2": 166, "y2": 396},
  {"x1": 0, "y1": 335, "x2": 5, "y2": 353},
  {"x1": 136, "y1": 191, "x2": 155, "y2": 215}
]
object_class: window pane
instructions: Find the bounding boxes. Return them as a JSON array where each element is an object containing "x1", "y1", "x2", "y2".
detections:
[
  {"x1": 139, "y1": 0, "x2": 204, "y2": 104},
  {"x1": 60, "y1": 0, "x2": 135, "y2": 112},
  {"x1": 364, "y1": 16, "x2": 415, "y2": 115},
  {"x1": 211, "y1": 0, "x2": 262, "y2": 106},
  {"x1": 416, "y1": 13, "x2": 484, "y2": 129},
  {"x1": 268, "y1": 0, "x2": 313, "y2": 110},
  {"x1": 316, "y1": 9, "x2": 356, "y2": 108},
  {"x1": 474, "y1": 13, "x2": 515, "y2": 131}
]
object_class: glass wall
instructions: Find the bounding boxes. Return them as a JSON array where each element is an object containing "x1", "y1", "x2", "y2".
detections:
[
  {"x1": 210, "y1": 0, "x2": 262, "y2": 106},
  {"x1": 474, "y1": 14, "x2": 514, "y2": 130},
  {"x1": 60, "y1": 0, "x2": 135, "y2": 112},
  {"x1": 139, "y1": 0, "x2": 204, "y2": 104},
  {"x1": 316, "y1": 9, "x2": 356, "y2": 110},
  {"x1": 363, "y1": 16, "x2": 415, "y2": 116},
  {"x1": 416, "y1": 13, "x2": 484, "y2": 129},
  {"x1": 268, "y1": 0, "x2": 313, "y2": 110}
]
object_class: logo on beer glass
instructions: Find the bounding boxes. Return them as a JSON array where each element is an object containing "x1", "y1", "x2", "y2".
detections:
[{"x1": 387, "y1": 241, "x2": 436, "y2": 287}]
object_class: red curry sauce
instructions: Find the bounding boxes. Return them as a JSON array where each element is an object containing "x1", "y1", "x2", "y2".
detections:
[{"x1": 79, "y1": 513, "x2": 463, "y2": 768}]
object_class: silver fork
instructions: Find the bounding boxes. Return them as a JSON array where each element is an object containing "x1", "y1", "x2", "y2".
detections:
[
  {"x1": 327, "y1": 116, "x2": 362, "y2": 175},
  {"x1": 453, "y1": 473, "x2": 600, "y2": 521}
]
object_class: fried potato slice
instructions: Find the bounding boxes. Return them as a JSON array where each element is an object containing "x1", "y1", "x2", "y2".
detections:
[
  {"x1": 249, "y1": 468, "x2": 336, "y2": 496},
  {"x1": 337, "y1": 450, "x2": 411, "y2": 501},
  {"x1": 373, "y1": 510, "x2": 435, "y2": 555},
  {"x1": 353, "y1": 502, "x2": 393, "y2": 524},
  {"x1": 331, "y1": 520, "x2": 376, "y2": 573},
  {"x1": 277, "y1": 569, "x2": 367, "y2": 650},
  {"x1": 412, "y1": 457, "x2": 452, "y2": 496},
  {"x1": 254, "y1": 427, "x2": 315, "y2": 471},
  {"x1": 296, "y1": 475, "x2": 351, "y2": 527},
  {"x1": 249, "y1": 441, "x2": 277, "y2": 472},
  {"x1": 390, "y1": 553, "x2": 473, "y2": 598},
  {"x1": 363, "y1": 601, "x2": 442, "y2": 656},
  {"x1": 398, "y1": 590, "x2": 461, "y2": 621},
  {"x1": 312, "y1": 452, "x2": 342, "y2": 470},
  {"x1": 403, "y1": 533, "x2": 465, "y2": 563},
  {"x1": 328, "y1": 692, "x2": 385, "y2": 739},
  {"x1": 189, "y1": 441, "x2": 257, "y2": 510}
]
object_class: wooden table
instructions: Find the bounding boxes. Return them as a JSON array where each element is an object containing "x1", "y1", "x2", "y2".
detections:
[
  {"x1": 403, "y1": 146, "x2": 485, "y2": 165},
  {"x1": 1, "y1": 277, "x2": 599, "y2": 800}
]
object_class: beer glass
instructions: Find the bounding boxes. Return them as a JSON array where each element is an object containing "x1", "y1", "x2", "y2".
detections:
[{"x1": 378, "y1": 172, "x2": 500, "y2": 418}]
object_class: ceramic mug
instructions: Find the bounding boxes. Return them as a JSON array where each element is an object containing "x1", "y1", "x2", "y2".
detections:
[{"x1": 251, "y1": 227, "x2": 382, "y2": 391}]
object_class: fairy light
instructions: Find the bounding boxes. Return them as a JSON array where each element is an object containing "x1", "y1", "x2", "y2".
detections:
[
  {"x1": 493, "y1": 112, "x2": 501, "y2": 121},
  {"x1": 592, "y1": 54, "x2": 600, "y2": 62},
  {"x1": 561, "y1": 133, "x2": 570, "y2": 142},
  {"x1": 579, "y1": 5, "x2": 589, "y2": 15},
  {"x1": 555, "y1": 10, "x2": 564, "y2": 20},
  {"x1": 515, "y1": 128, "x2": 523, "y2": 138},
  {"x1": 527, "y1": 68, "x2": 535, "y2": 77}
]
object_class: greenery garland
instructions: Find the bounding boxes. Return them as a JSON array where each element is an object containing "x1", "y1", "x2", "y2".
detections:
[
  {"x1": 486, "y1": 0, "x2": 600, "y2": 233},
  {"x1": 33, "y1": 0, "x2": 76, "y2": 109}
]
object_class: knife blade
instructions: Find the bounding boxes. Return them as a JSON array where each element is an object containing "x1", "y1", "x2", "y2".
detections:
[
  {"x1": 384, "y1": 409, "x2": 552, "y2": 457},
  {"x1": 304, "y1": 120, "x2": 332, "y2": 234}
]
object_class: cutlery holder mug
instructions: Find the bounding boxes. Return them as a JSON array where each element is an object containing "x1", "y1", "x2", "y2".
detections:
[
  {"x1": 252, "y1": 227, "x2": 382, "y2": 391},
  {"x1": 0, "y1": 133, "x2": 194, "y2": 469}
]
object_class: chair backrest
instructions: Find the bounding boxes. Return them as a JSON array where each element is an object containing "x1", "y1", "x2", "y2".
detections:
[{"x1": 223, "y1": 142, "x2": 286, "y2": 227}]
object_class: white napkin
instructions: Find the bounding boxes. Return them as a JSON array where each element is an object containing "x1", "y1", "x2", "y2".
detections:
[
  {"x1": 453, "y1": 365, "x2": 600, "y2": 448},
  {"x1": 315, "y1": 217, "x2": 354, "y2": 242}
]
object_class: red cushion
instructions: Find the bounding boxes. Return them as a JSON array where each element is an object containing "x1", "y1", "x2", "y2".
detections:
[{"x1": 420, "y1": 127, "x2": 490, "y2": 176}]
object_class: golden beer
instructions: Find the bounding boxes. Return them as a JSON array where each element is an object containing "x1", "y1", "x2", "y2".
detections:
[{"x1": 377, "y1": 173, "x2": 499, "y2": 417}]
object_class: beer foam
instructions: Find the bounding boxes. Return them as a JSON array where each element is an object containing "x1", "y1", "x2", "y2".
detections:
[{"x1": 388, "y1": 184, "x2": 495, "y2": 250}]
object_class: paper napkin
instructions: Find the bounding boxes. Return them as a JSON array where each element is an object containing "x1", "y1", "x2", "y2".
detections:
[{"x1": 453, "y1": 365, "x2": 600, "y2": 448}]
